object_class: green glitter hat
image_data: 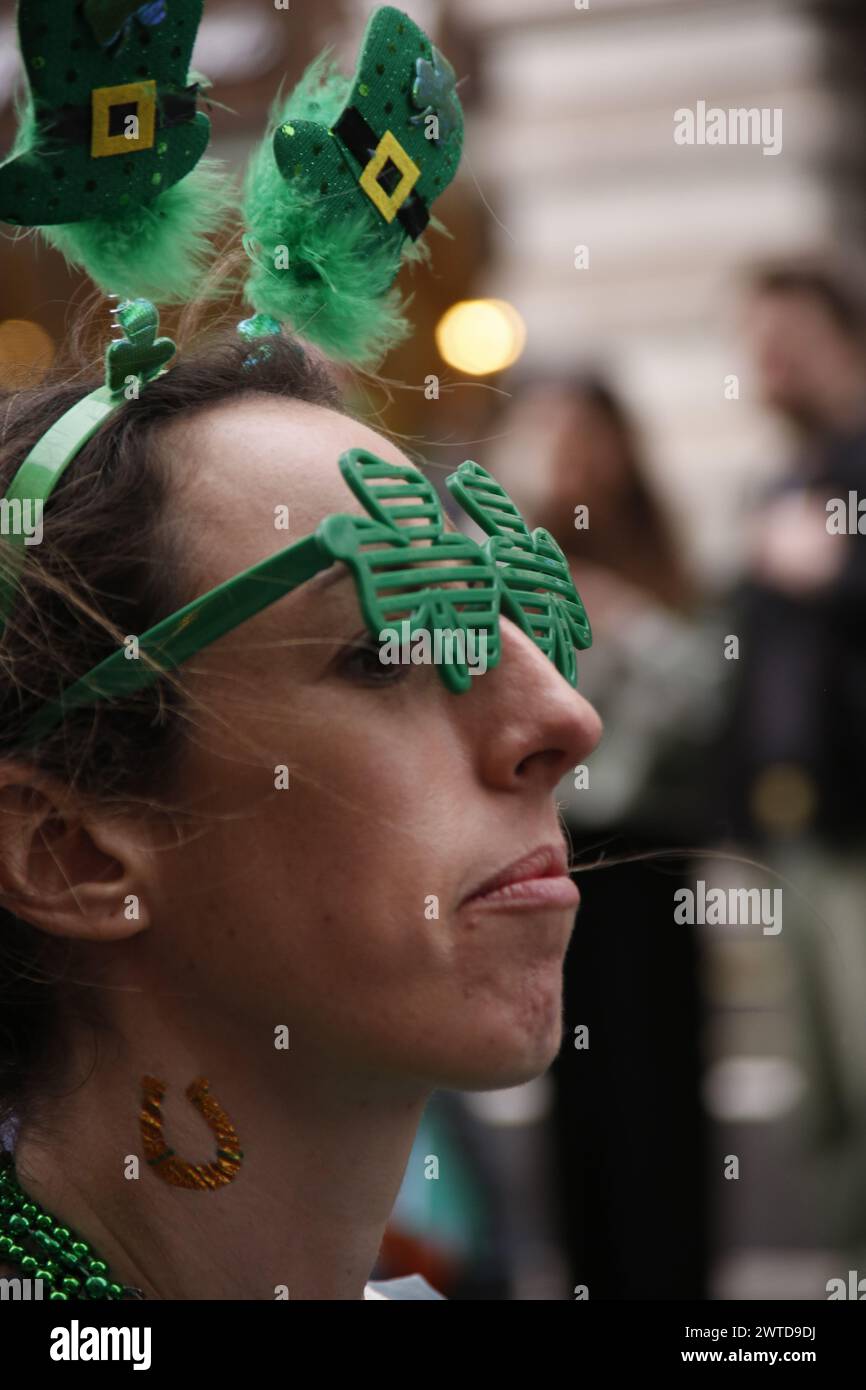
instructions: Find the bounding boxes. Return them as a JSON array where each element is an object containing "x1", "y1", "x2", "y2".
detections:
[
  {"x1": 0, "y1": 0, "x2": 227, "y2": 302},
  {"x1": 242, "y1": 4, "x2": 464, "y2": 367}
]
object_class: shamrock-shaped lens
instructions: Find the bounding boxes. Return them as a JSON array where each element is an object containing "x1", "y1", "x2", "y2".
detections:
[{"x1": 316, "y1": 451, "x2": 591, "y2": 691}]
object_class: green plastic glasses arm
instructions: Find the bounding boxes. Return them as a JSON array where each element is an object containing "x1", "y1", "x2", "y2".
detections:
[
  {"x1": 17, "y1": 448, "x2": 591, "y2": 747},
  {"x1": 19, "y1": 531, "x2": 331, "y2": 745}
]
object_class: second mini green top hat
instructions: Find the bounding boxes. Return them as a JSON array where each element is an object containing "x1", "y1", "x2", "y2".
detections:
[
  {"x1": 0, "y1": 0, "x2": 223, "y2": 300},
  {"x1": 273, "y1": 5, "x2": 462, "y2": 248},
  {"x1": 243, "y1": 5, "x2": 464, "y2": 367}
]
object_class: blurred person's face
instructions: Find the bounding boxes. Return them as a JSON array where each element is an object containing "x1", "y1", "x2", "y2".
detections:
[
  {"x1": 743, "y1": 290, "x2": 866, "y2": 431},
  {"x1": 550, "y1": 396, "x2": 632, "y2": 526}
]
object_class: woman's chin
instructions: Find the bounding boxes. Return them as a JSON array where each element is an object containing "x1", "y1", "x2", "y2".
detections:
[{"x1": 427, "y1": 1025, "x2": 566, "y2": 1092}]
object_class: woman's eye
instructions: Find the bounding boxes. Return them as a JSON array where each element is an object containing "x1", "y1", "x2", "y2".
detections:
[{"x1": 337, "y1": 636, "x2": 409, "y2": 685}]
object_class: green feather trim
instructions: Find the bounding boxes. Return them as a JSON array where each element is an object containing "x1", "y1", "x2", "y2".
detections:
[
  {"x1": 39, "y1": 157, "x2": 231, "y2": 303},
  {"x1": 242, "y1": 53, "x2": 432, "y2": 369}
]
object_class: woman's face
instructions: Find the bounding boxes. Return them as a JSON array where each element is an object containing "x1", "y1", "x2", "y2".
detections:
[{"x1": 143, "y1": 396, "x2": 602, "y2": 1093}]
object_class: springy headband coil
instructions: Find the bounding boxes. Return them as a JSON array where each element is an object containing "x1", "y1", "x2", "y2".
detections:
[{"x1": 0, "y1": 303, "x2": 592, "y2": 748}]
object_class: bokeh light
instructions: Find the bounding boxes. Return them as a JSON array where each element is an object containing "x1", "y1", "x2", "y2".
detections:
[{"x1": 435, "y1": 298, "x2": 526, "y2": 376}]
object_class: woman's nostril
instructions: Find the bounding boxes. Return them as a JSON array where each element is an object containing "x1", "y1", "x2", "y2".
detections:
[{"x1": 516, "y1": 747, "x2": 568, "y2": 780}]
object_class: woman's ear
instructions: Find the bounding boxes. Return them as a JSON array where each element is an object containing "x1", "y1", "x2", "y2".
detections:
[{"x1": 0, "y1": 763, "x2": 153, "y2": 941}]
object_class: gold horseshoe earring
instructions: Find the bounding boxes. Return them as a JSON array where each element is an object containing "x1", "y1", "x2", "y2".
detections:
[{"x1": 139, "y1": 1076, "x2": 244, "y2": 1190}]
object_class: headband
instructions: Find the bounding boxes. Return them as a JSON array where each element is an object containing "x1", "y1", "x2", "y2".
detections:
[{"x1": 0, "y1": 298, "x2": 176, "y2": 632}]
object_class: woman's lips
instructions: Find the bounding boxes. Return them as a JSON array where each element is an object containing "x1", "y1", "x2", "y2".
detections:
[
  {"x1": 463, "y1": 876, "x2": 580, "y2": 910},
  {"x1": 461, "y1": 843, "x2": 580, "y2": 911}
]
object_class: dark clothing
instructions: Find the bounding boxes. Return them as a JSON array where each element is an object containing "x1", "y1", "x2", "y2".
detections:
[
  {"x1": 550, "y1": 833, "x2": 708, "y2": 1300},
  {"x1": 721, "y1": 424, "x2": 866, "y2": 847}
]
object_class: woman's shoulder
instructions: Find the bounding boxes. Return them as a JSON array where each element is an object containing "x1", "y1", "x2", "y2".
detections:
[{"x1": 364, "y1": 1274, "x2": 446, "y2": 1300}]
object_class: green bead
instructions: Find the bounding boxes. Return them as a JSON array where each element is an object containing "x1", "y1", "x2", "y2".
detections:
[{"x1": 0, "y1": 1165, "x2": 120, "y2": 1302}]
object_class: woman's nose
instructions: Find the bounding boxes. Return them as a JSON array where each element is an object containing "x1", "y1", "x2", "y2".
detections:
[{"x1": 469, "y1": 616, "x2": 603, "y2": 794}]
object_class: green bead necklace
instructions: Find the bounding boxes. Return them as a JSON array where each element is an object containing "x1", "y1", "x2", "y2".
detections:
[{"x1": 0, "y1": 1151, "x2": 143, "y2": 1301}]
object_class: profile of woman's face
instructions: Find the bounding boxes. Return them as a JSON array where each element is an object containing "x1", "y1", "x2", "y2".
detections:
[{"x1": 141, "y1": 397, "x2": 602, "y2": 1096}]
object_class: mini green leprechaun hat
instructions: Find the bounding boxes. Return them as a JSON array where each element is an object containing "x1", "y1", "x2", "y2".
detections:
[
  {"x1": 0, "y1": 0, "x2": 228, "y2": 302},
  {"x1": 242, "y1": 5, "x2": 464, "y2": 368}
]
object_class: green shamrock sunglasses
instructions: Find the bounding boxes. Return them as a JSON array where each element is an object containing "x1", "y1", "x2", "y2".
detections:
[{"x1": 0, "y1": 301, "x2": 591, "y2": 748}]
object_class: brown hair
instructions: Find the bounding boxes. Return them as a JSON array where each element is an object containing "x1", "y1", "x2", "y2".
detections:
[
  {"x1": 745, "y1": 261, "x2": 866, "y2": 344},
  {"x1": 535, "y1": 372, "x2": 691, "y2": 612},
  {"x1": 0, "y1": 327, "x2": 342, "y2": 1134}
]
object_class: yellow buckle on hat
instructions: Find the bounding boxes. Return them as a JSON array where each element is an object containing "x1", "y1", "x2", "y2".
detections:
[
  {"x1": 91, "y1": 80, "x2": 157, "y2": 158},
  {"x1": 358, "y1": 129, "x2": 420, "y2": 223}
]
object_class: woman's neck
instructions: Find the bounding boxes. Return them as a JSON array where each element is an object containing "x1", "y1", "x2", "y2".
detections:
[{"x1": 10, "y1": 1015, "x2": 430, "y2": 1300}]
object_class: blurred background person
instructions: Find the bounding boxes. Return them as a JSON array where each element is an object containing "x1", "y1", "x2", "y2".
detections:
[
  {"x1": 722, "y1": 264, "x2": 866, "y2": 850},
  {"x1": 713, "y1": 263, "x2": 866, "y2": 1279}
]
